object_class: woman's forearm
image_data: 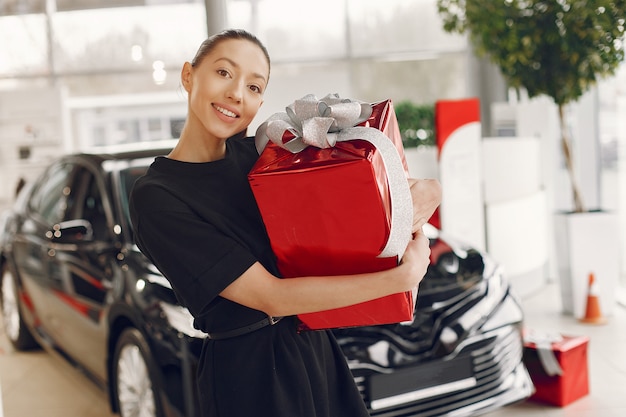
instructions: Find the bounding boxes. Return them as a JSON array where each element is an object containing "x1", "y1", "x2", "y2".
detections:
[{"x1": 220, "y1": 230, "x2": 430, "y2": 317}]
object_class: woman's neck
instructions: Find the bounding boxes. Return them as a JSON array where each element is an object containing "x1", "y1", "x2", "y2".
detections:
[{"x1": 169, "y1": 130, "x2": 227, "y2": 162}]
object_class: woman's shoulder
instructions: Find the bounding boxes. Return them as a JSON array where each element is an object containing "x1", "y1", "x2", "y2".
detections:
[
  {"x1": 133, "y1": 158, "x2": 171, "y2": 188},
  {"x1": 226, "y1": 134, "x2": 260, "y2": 168},
  {"x1": 130, "y1": 158, "x2": 182, "y2": 204},
  {"x1": 227, "y1": 134, "x2": 257, "y2": 153}
]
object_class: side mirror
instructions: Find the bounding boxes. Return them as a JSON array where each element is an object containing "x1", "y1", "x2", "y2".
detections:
[{"x1": 47, "y1": 219, "x2": 94, "y2": 243}]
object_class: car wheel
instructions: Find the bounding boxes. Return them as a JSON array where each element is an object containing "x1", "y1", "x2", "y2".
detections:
[
  {"x1": 0, "y1": 263, "x2": 38, "y2": 350},
  {"x1": 113, "y1": 327, "x2": 164, "y2": 417}
]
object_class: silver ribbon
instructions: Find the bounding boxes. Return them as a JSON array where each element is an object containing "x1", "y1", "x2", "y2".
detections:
[
  {"x1": 255, "y1": 94, "x2": 412, "y2": 259},
  {"x1": 525, "y1": 331, "x2": 564, "y2": 376}
]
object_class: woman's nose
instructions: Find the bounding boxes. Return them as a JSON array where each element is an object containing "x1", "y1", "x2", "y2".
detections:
[{"x1": 227, "y1": 81, "x2": 244, "y2": 102}]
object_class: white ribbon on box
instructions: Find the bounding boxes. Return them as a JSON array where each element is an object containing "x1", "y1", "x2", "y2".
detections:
[
  {"x1": 525, "y1": 331, "x2": 564, "y2": 376},
  {"x1": 255, "y1": 93, "x2": 413, "y2": 259}
]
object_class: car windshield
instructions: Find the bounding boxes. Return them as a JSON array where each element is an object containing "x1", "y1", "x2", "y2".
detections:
[{"x1": 119, "y1": 165, "x2": 149, "y2": 230}]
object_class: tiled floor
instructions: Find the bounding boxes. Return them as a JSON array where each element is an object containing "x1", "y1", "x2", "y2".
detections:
[
  {"x1": 486, "y1": 283, "x2": 626, "y2": 417},
  {"x1": 0, "y1": 282, "x2": 625, "y2": 417}
]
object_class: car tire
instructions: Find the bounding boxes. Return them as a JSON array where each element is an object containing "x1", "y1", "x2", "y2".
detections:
[
  {"x1": 113, "y1": 327, "x2": 165, "y2": 417},
  {"x1": 0, "y1": 263, "x2": 39, "y2": 350}
]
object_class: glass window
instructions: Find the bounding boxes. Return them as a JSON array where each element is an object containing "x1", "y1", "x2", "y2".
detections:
[
  {"x1": 228, "y1": 0, "x2": 347, "y2": 61},
  {"x1": 119, "y1": 165, "x2": 149, "y2": 228},
  {"x1": 28, "y1": 163, "x2": 73, "y2": 225},
  {"x1": 350, "y1": 53, "x2": 467, "y2": 104},
  {"x1": 598, "y1": 61, "x2": 626, "y2": 288},
  {"x1": 0, "y1": 0, "x2": 46, "y2": 14},
  {"x1": 50, "y1": 3, "x2": 206, "y2": 73},
  {"x1": 114, "y1": 120, "x2": 141, "y2": 144},
  {"x1": 75, "y1": 168, "x2": 108, "y2": 240},
  {"x1": 0, "y1": 14, "x2": 49, "y2": 76},
  {"x1": 170, "y1": 117, "x2": 185, "y2": 138},
  {"x1": 346, "y1": 0, "x2": 466, "y2": 57},
  {"x1": 147, "y1": 117, "x2": 161, "y2": 132},
  {"x1": 55, "y1": 0, "x2": 143, "y2": 11},
  {"x1": 93, "y1": 125, "x2": 107, "y2": 147}
]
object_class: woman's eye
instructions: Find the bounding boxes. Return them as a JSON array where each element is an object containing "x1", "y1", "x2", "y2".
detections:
[
  {"x1": 217, "y1": 69, "x2": 230, "y2": 77},
  {"x1": 249, "y1": 85, "x2": 261, "y2": 93}
]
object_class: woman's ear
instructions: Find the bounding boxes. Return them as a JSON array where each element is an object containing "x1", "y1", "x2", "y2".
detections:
[{"x1": 181, "y1": 62, "x2": 193, "y2": 93}]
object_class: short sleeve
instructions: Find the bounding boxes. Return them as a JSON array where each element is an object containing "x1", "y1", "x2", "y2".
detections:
[{"x1": 130, "y1": 181, "x2": 257, "y2": 318}]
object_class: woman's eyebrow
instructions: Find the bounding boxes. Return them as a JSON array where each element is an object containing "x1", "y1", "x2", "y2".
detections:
[{"x1": 214, "y1": 57, "x2": 267, "y2": 84}]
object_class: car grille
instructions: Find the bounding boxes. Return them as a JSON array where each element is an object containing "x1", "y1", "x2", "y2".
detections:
[{"x1": 358, "y1": 325, "x2": 526, "y2": 417}]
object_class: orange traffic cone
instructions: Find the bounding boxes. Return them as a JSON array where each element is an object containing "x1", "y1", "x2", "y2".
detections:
[{"x1": 580, "y1": 272, "x2": 607, "y2": 325}]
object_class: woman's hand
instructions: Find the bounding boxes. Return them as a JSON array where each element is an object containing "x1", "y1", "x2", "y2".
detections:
[
  {"x1": 397, "y1": 229, "x2": 431, "y2": 292},
  {"x1": 220, "y1": 178, "x2": 440, "y2": 317},
  {"x1": 408, "y1": 178, "x2": 442, "y2": 233}
]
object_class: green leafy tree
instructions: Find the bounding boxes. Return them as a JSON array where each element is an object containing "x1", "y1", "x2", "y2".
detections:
[
  {"x1": 395, "y1": 101, "x2": 435, "y2": 148},
  {"x1": 437, "y1": 0, "x2": 626, "y2": 212}
]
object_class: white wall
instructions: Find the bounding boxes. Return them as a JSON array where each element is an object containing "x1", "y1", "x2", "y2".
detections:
[
  {"x1": 0, "y1": 87, "x2": 68, "y2": 204},
  {"x1": 482, "y1": 137, "x2": 549, "y2": 297}
]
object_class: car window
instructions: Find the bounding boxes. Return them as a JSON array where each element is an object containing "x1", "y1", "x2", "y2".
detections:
[
  {"x1": 70, "y1": 166, "x2": 108, "y2": 240},
  {"x1": 28, "y1": 163, "x2": 73, "y2": 225},
  {"x1": 119, "y1": 166, "x2": 149, "y2": 230}
]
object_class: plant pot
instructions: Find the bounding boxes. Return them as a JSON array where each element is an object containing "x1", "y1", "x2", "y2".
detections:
[{"x1": 554, "y1": 210, "x2": 620, "y2": 319}]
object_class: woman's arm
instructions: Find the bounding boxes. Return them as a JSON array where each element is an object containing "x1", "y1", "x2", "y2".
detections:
[
  {"x1": 220, "y1": 229, "x2": 431, "y2": 317},
  {"x1": 221, "y1": 177, "x2": 440, "y2": 317}
]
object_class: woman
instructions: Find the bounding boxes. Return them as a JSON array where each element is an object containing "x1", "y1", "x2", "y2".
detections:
[{"x1": 130, "y1": 29, "x2": 440, "y2": 417}]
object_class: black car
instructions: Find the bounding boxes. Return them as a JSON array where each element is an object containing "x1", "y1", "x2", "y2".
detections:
[{"x1": 0, "y1": 143, "x2": 532, "y2": 417}]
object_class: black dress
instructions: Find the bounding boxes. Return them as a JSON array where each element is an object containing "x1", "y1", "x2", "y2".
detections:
[{"x1": 129, "y1": 136, "x2": 370, "y2": 417}]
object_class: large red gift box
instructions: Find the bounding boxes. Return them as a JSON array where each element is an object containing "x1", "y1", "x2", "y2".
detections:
[
  {"x1": 248, "y1": 95, "x2": 414, "y2": 331},
  {"x1": 523, "y1": 333, "x2": 590, "y2": 407}
]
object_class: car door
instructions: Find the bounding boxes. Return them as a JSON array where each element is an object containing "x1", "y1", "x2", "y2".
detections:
[
  {"x1": 44, "y1": 161, "x2": 117, "y2": 380},
  {"x1": 11, "y1": 161, "x2": 74, "y2": 339}
]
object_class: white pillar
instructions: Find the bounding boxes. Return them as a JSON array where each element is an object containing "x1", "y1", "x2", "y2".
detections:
[
  {"x1": 516, "y1": 97, "x2": 560, "y2": 282},
  {"x1": 204, "y1": 0, "x2": 228, "y2": 36},
  {"x1": 618, "y1": 96, "x2": 626, "y2": 291}
]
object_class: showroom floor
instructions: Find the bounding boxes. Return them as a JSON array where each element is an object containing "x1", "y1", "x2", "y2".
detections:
[{"x1": 0, "y1": 282, "x2": 625, "y2": 417}]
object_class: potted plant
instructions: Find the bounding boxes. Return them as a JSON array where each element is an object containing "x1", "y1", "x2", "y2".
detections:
[
  {"x1": 394, "y1": 101, "x2": 435, "y2": 149},
  {"x1": 394, "y1": 101, "x2": 440, "y2": 186},
  {"x1": 436, "y1": 0, "x2": 626, "y2": 317}
]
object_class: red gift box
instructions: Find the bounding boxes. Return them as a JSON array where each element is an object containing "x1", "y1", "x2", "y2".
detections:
[
  {"x1": 249, "y1": 95, "x2": 414, "y2": 330},
  {"x1": 523, "y1": 333, "x2": 590, "y2": 407}
]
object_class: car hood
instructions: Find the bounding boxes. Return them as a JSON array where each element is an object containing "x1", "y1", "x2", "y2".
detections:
[{"x1": 333, "y1": 224, "x2": 512, "y2": 369}]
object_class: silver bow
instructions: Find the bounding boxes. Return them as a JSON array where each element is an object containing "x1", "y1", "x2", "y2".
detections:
[
  {"x1": 254, "y1": 94, "x2": 412, "y2": 259},
  {"x1": 255, "y1": 93, "x2": 373, "y2": 154}
]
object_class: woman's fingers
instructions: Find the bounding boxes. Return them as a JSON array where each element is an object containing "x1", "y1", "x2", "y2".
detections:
[
  {"x1": 408, "y1": 178, "x2": 442, "y2": 233},
  {"x1": 401, "y1": 229, "x2": 431, "y2": 288}
]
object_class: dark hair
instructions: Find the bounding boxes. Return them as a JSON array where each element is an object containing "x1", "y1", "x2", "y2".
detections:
[{"x1": 191, "y1": 29, "x2": 271, "y2": 77}]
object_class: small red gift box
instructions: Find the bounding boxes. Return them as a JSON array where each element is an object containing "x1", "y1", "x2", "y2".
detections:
[
  {"x1": 523, "y1": 333, "x2": 590, "y2": 407},
  {"x1": 249, "y1": 95, "x2": 414, "y2": 331}
]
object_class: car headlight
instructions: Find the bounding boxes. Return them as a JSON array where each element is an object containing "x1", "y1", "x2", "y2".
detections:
[
  {"x1": 481, "y1": 288, "x2": 524, "y2": 333},
  {"x1": 438, "y1": 255, "x2": 509, "y2": 351},
  {"x1": 158, "y1": 301, "x2": 207, "y2": 339}
]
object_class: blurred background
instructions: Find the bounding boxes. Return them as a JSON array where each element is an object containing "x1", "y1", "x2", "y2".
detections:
[
  {"x1": 1, "y1": 2, "x2": 626, "y2": 417},
  {"x1": 0, "y1": 0, "x2": 625, "y2": 295}
]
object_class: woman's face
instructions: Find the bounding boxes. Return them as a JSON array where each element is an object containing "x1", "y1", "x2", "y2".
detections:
[{"x1": 182, "y1": 38, "x2": 269, "y2": 142}]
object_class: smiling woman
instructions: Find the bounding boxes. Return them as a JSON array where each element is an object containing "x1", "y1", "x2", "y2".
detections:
[{"x1": 129, "y1": 28, "x2": 438, "y2": 417}]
